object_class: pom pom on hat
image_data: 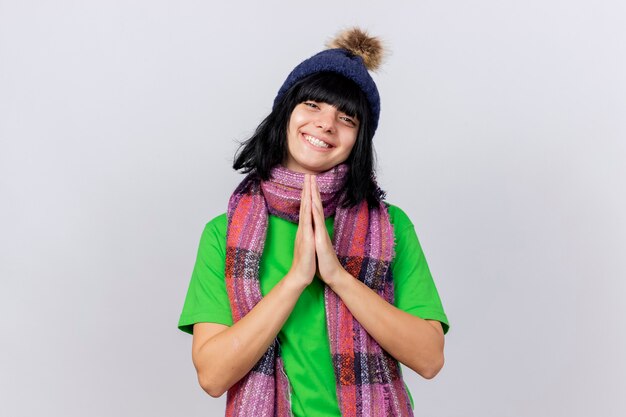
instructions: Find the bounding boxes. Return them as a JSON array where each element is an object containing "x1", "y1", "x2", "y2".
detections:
[{"x1": 326, "y1": 27, "x2": 384, "y2": 72}]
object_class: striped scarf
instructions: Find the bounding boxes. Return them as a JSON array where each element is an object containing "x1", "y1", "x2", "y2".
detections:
[{"x1": 224, "y1": 163, "x2": 413, "y2": 417}]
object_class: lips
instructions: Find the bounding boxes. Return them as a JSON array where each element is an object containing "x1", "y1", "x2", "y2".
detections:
[{"x1": 301, "y1": 133, "x2": 333, "y2": 150}]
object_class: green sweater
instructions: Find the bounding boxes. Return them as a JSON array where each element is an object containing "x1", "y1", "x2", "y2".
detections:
[{"x1": 178, "y1": 203, "x2": 449, "y2": 416}]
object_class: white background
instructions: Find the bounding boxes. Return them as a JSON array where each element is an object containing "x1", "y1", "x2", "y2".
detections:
[{"x1": 1, "y1": 1, "x2": 625, "y2": 416}]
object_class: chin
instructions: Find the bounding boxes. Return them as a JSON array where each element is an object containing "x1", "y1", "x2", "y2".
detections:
[
  {"x1": 287, "y1": 156, "x2": 328, "y2": 173},
  {"x1": 302, "y1": 161, "x2": 335, "y2": 174}
]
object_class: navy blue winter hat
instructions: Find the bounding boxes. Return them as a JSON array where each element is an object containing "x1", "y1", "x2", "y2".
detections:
[{"x1": 273, "y1": 27, "x2": 385, "y2": 132}]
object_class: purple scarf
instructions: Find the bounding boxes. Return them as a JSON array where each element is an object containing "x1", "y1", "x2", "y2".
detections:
[{"x1": 224, "y1": 164, "x2": 413, "y2": 416}]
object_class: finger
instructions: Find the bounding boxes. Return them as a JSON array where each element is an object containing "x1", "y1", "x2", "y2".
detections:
[
  {"x1": 303, "y1": 174, "x2": 312, "y2": 229},
  {"x1": 311, "y1": 176, "x2": 325, "y2": 223},
  {"x1": 311, "y1": 177, "x2": 327, "y2": 243},
  {"x1": 313, "y1": 177, "x2": 336, "y2": 247},
  {"x1": 313, "y1": 174, "x2": 322, "y2": 204},
  {"x1": 298, "y1": 174, "x2": 308, "y2": 228}
]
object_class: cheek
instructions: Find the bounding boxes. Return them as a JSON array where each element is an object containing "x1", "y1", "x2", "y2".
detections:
[
  {"x1": 335, "y1": 137, "x2": 357, "y2": 164},
  {"x1": 344, "y1": 133, "x2": 358, "y2": 154},
  {"x1": 286, "y1": 119, "x2": 299, "y2": 143},
  {"x1": 288, "y1": 109, "x2": 307, "y2": 128},
  {"x1": 287, "y1": 115, "x2": 303, "y2": 141}
]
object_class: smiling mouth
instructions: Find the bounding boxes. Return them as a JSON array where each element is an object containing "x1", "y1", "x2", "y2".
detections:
[{"x1": 303, "y1": 134, "x2": 332, "y2": 149}]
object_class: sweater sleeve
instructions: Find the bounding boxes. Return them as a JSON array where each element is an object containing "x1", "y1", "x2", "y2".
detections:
[
  {"x1": 177, "y1": 213, "x2": 233, "y2": 335},
  {"x1": 387, "y1": 204, "x2": 450, "y2": 335}
]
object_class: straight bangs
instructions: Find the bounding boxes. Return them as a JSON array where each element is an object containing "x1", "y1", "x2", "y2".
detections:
[{"x1": 292, "y1": 72, "x2": 369, "y2": 121}]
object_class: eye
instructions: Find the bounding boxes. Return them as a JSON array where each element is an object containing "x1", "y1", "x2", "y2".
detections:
[
  {"x1": 303, "y1": 101, "x2": 319, "y2": 109},
  {"x1": 340, "y1": 115, "x2": 357, "y2": 127}
]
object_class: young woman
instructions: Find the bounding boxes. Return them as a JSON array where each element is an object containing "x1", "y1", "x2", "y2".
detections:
[{"x1": 178, "y1": 28, "x2": 450, "y2": 417}]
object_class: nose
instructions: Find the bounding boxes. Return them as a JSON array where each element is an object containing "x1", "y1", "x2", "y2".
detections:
[{"x1": 315, "y1": 109, "x2": 336, "y2": 133}]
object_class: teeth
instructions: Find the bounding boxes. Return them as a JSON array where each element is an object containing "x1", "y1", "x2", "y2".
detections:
[{"x1": 304, "y1": 134, "x2": 330, "y2": 148}]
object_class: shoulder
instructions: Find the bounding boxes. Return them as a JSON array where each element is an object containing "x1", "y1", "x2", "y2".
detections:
[
  {"x1": 382, "y1": 202, "x2": 414, "y2": 231},
  {"x1": 205, "y1": 212, "x2": 228, "y2": 230},
  {"x1": 199, "y1": 212, "x2": 228, "y2": 244}
]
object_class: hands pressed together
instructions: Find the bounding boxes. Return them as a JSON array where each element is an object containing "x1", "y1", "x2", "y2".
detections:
[{"x1": 289, "y1": 174, "x2": 347, "y2": 289}]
